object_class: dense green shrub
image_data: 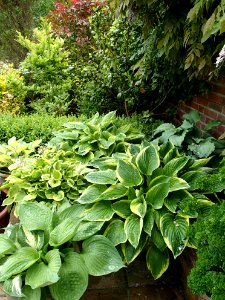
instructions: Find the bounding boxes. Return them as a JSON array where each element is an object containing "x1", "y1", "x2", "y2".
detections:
[
  {"x1": 0, "y1": 114, "x2": 77, "y2": 144},
  {"x1": 18, "y1": 21, "x2": 73, "y2": 115}
]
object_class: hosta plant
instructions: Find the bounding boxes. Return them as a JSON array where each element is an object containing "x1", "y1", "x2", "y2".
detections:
[{"x1": 0, "y1": 202, "x2": 124, "y2": 300}]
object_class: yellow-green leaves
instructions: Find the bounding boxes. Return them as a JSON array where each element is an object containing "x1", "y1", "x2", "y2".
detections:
[
  {"x1": 85, "y1": 170, "x2": 117, "y2": 184},
  {"x1": 146, "y1": 245, "x2": 169, "y2": 279},
  {"x1": 160, "y1": 213, "x2": 189, "y2": 258},
  {"x1": 124, "y1": 214, "x2": 143, "y2": 248},
  {"x1": 136, "y1": 145, "x2": 160, "y2": 175},
  {"x1": 116, "y1": 160, "x2": 142, "y2": 186}
]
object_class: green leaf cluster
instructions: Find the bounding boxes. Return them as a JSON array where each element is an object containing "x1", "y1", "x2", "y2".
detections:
[{"x1": 0, "y1": 202, "x2": 124, "y2": 299}]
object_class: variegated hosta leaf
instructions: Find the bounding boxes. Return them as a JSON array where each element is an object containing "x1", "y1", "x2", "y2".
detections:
[
  {"x1": 82, "y1": 201, "x2": 114, "y2": 221},
  {"x1": 151, "y1": 225, "x2": 167, "y2": 252},
  {"x1": 0, "y1": 235, "x2": 16, "y2": 257},
  {"x1": 22, "y1": 285, "x2": 41, "y2": 300},
  {"x1": 163, "y1": 157, "x2": 189, "y2": 176},
  {"x1": 58, "y1": 204, "x2": 89, "y2": 222},
  {"x1": 3, "y1": 275, "x2": 24, "y2": 297},
  {"x1": 18, "y1": 202, "x2": 53, "y2": 232},
  {"x1": 77, "y1": 184, "x2": 107, "y2": 204},
  {"x1": 112, "y1": 200, "x2": 132, "y2": 218},
  {"x1": 72, "y1": 221, "x2": 104, "y2": 241},
  {"x1": 190, "y1": 157, "x2": 212, "y2": 169},
  {"x1": 98, "y1": 183, "x2": 128, "y2": 200},
  {"x1": 163, "y1": 148, "x2": 179, "y2": 165},
  {"x1": 49, "y1": 218, "x2": 80, "y2": 247},
  {"x1": 130, "y1": 196, "x2": 147, "y2": 218},
  {"x1": 50, "y1": 252, "x2": 88, "y2": 300},
  {"x1": 164, "y1": 197, "x2": 178, "y2": 213},
  {"x1": 169, "y1": 177, "x2": 189, "y2": 192},
  {"x1": 122, "y1": 234, "x2": 148, "y2": 264},
  {"x1": 104, "y1": 220, "x2": 127, "y2": 246},
  {"x1": 160, "y1": 213, "x2": 189, "y2": 258},
  {"x1": 146, "y1": 182, "x2": 170, "y2": 209},
  {"x1": 148, "y1": 175, "x2": 170, "y2": 188},
  {"x1": 0, "y1": 247, "x2": 40, "y2": 281},
  {"x1": 80, "y1": 235, "x2": 125, "y2": 276},
  {"x1": 124, "y1": 214, "x2": 143, "y2": 249},
  {"x1": 85, "y1": 170, "x2": 117, "y2": 185},
  {"x1": 143, "y1": 208, "x2": 155, "y2": 236},
  {"x1": 23, "y1": 229, "x2": 45, "y2": 251},
  {"x1": 136, "y1": 144, "x2": 160, "y2": 175},
  {"x1": 116, "y1": 160, "x2": 142, "y2": 187},
  {"x1": 146, "y1": 245, "x2": 169, "y2": 279},
  {"x1": 25, "y1": 249, "x2": 61, "y2": 289}
]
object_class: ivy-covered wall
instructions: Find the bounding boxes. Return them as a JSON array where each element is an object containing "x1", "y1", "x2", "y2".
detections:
[{"x1": 177, "y1": 79, "x2": 225, "y2": 137}]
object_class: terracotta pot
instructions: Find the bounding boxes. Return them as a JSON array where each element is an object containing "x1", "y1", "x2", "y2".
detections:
[{"x1": 0, "y1": 189, "x2": 9, "y2": 230}]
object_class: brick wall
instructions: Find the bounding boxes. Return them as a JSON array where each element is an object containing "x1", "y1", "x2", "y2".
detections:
[{"x1": 177, "y1": 79, "x2": 225, "y2": 137}]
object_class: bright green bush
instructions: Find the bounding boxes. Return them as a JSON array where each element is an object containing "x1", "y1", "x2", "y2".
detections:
[
  {"x1": 0, "y1": 64, "x2": 27, "y2": 114},
  {"x1": 0, "y1": 114, "x2": 77, "y2": 144},
  {"x1": 18, "y1": 21, "x2": 73, "y2": 115}
]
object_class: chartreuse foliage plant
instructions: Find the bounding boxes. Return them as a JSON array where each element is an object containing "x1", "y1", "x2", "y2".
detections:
[
  {"x1": 188, "y1": 199, "x2": 225, "y2": 300},
  {"x1": 2, "y1": 112, "x2": 214, "y2": 281},
  {"x1": 0, "y1": 64, "x2": 27, "y2": 115},
  {"x1": 0, "y1": 202, "x2": 124, "y2": 299}
]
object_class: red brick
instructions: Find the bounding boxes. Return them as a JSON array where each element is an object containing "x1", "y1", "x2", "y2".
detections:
[
  {"x1": 195, "y1": 96, "x2": 209, "y2": 106},
  {"x1": 191, "y1": 102, "x2": 199, "y2": 110},
  {"x1": 211, "y1": 83, "x2": 225, "y2": 96},
  {"x1": 208, "y1": 102, "x2": 223, "y2": 112},
  {"x1": 217, "y1": 113, "x2": 225, "y2": 122},
  {"x1": 207, "y1": 92, "x2": 224, "y2": 104},
  {"x1": 203, "y1": 108, "x2": 218, "y2": 120},
  {"x1": 198, "y1": 105, "x2": 205, "y2": 114}
]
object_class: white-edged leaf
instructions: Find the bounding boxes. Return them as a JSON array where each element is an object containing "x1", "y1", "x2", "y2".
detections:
[
  {"x1": 160, "y1": 213, "x2": 189, "y2": 258},
  {"x1": 136, "y1": 145, "x2": 160, "y2": 175},
  {"x1": 163, "y1": 157, "x2": 189, "y2": 176},
  {"x1": 77, "y1": 184, "x2": 107, "y2": 204},
  {"x1": 0, "y1": 235, "x2": 16, "y2": 257},
  {"x1": 169, "y1": 177, "x2": 189, "y2": 192},
  {"x1": 143, "y1": 208, "x2": 155, "y2": 236},
  {"x1": 146, "y1": 182, "x2": 170, "y2": 209},
  {"x1": 130, "y1": 196, "x2": 147, "y2": 218},
  {"x1": 80, "y1": 235, "x2": 125, "y2": 276},
  {"x1": 112, "y1": 200, "x2": 132, "y2": 218},
  {"x1": 122, "y1": 234, "x2": 148, "y2": 264},
  {"x1": 124, "y1": 214, "x2": 143, "y2": 249},
  {"x1": 82, "y1": 201, "x2": 114, "y2": 221},
  {"x1": 3, "y1": 275, "x2": 24, "y2": 297},
  {"x1": 85, "y1": 170, "x2": 117, "y2": 184},
  {"x1": 98, "y1": 183, "x2": 128, "y2": 200},
  {"x1": 116, "y1": 160, "x2": 142, "y2": 187},
  {"x1": 146, "y1": 245, "x2": 169, "y2": 279}
]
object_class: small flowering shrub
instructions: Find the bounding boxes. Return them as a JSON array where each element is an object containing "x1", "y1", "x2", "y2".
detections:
[{"x1": 0, "y1": 64, "x2": 26, "y2": 114}]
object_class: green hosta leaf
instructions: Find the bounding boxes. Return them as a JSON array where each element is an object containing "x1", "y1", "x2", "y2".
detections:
[
  {"x1": 82, "y1": 201, "x2": 114, "y2": 221},
  {"x1": 23, "y1": 230, "x2": 45, "y2": 251},
  {"x1": 164, "y1": 198, "x2": 178, "y2": 213},
  {"x1": 136, "y1": 145, "x2": 160, "y2": 175},
  {"x1": 58, "y1": 204, "x2": 88, "y2": 221},
  {"x1": 3, "y1": 275, "x2": 24, "y2": 297},
  {"x1": 104, "y1": 220, "x2": 127, "y2": 246},
  {"x1": 72, "y1": 221, "x2": 104, "y2": 241},
  {"x1": 100, "y1": 111, "x2": 116, "y2": 127},
  {"x1": 18, "y1": 202, "x2": 53, "y2": 232},
  {"x1": 26, "y1": 249, "x2": 61, "y2": 289},
  {"x1": 0, "y1": 235, "x2": 16, "y2": 257},
  {"x1": 112, "y1": 200, "x2": 132, "y2": 218},
  {"x1": 50, "y1": 252, "x2": 88, "y2": 300},
  {"x1": 85, "y1": 170, "x2": 117, "y2": 185},
  {"x1": 124, "y1": 214, "x2": 143, "y2": 249},
  {"x1": 77, "y1": 184, "x2": 107, "y2": 204},
  {"x1": 160, "y1": 213, "x2": 189, "y2": 258},
  {"x1": 189, "y1": 157, "x2": 212, "y2": 169},
  {"x1": 21, "y1": 285, "x2": 41, "y2": 300},
  {"x1": 151, "y1": 225, "x2": 167, "y2": 252},
  {"x1": 146, "y1": 245, "x2": 169, "y2": 279},
  {"x1": 0, "y1": 247, "x2": 40, "y2": 281},
  {"x1": 80, "y1": 235, "x2": 125, "y2": 276},
  {"x1": 130, "y1": 196, "x2": 147, "y2": 218},
  {"x1": 163, "y1": 148, "x2": 179, "y2": 165},
  {"x1": 169, "y1": 177, "x2": 189, "y2": 192},
  {"x1": 116, "y1": 160, "x2": 142, "y2": 187},
  {"x1": 146, "y1": 182, "x2": 170, "y2": 209},
  {"x1": 122, "y1": 234, "x2": 148, "y2": 264},
  {"x1": 98, "y1": 183, "x2": 128, "y2": 200},
  {"x1": 148, "y1": 175, "x2": 170, "y2": 188},
  {"x1": 143, "y1": 208, "x2": 155, "y2": 236},
  {"x1": 163, "y1": 157, "x2": 189, "y2": 176},
  {"x1": 49, "y1": 218, "x2": 80, "y2": 247},
  {"x1": 169, "y1": 132, "x2": 186, "y2": 147}
]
